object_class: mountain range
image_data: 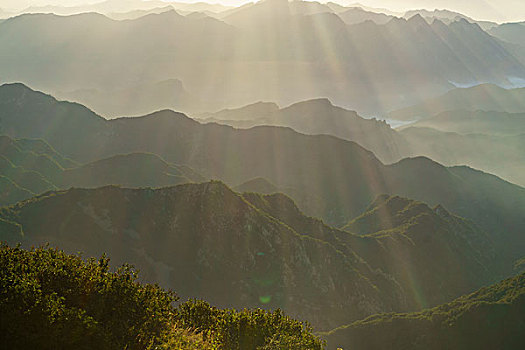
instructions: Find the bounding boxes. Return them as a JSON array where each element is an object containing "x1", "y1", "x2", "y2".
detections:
[
  {"x1": 0, "y1": 134, "x2": 205, "y2": 205},
  {"x1": 383, "y1": 83, "x2": 525, "y2": 186},
  {"x1": 1, "y1": 83, "x2": 524, "y2": 245},
  {"x1": 60, "y1": 79, "x2": 195, "y2": 118},
  {"x1": 197, "y1": 98, "x2": 411, "y2": 164},
  {"x1": 389, "y1": 84, "x2": 525, "y2": 120},
  {"x1": 1, "y1": 83, "x2": 523, "y2": 333},
  {"x1": 399, "y1": 127, "x2": 525, "y2": 187},
  {"x1": 404, "y1": 110, "x2": 525, "y2": 135},
  {"x1": 0, "y1": 181, "x2": 506, "y2": 331},
  {"x1": 1, "y1": 1, "x2": 525, "y2": 116},
  {"x1": 1, "y1": 1, "x2": 524, "y2": 349},
  {"x1": 196, "y1": 88, "x2": 525, "y2": 187}
]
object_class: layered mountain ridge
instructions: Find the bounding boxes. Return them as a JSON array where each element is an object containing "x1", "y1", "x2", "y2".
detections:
[
  {"x1": 198, "y1": 98, "x2": 411, "y2": 164},
  {"x1": 1, "y1": 3, "x2": 524, "y2": 115},
  {"x1": 0, "y1": 2, "x2": 524, "y2": 349},
  {"x1": 1, "y1": 83, "x2": 524, "y2": 248},
  {"x1": 0, "y1": 181, "x2": 505, "y2": 331}
]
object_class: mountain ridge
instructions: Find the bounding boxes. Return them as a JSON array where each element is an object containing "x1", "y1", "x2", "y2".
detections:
[
  {"x1": 1, "y1": 83, "x2": 523, "y2": 252},
  {"x1": 0, "y1": 181, "x2": 507, "y2": 331},
  {"x1": 322, "y1": 271, "x2": 525, "y2": 349}
]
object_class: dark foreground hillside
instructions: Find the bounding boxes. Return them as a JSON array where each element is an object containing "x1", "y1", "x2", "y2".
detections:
[
  {"x1": 0, "y1": 244, "x2": 323, "y2": 350},
  {"x1": 322, "y1": 272, "x2": 525, "y2": 350}
]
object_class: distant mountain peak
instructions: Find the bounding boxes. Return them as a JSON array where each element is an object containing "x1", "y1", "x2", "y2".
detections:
[
  {"x1": 449, "y1": 17, "x2": 484, "y2": 32},
  {"x1": 234, "y1": 177, "x2": 280, "y2": 194},
  {"x1": 407, "y1": 13, "x2": 425, "y2": 23},
  {"x1": 1, "y1": 82, "x2": 35, "y2": 93},
  {"x1": 407, "y1": 14, "x2": 433, "y2": 29},
  {"x1": 134, "y1": 108, "x2": 198, "y2": 123},
  {"x1": 285, "y1": 97, "x2": 334, "y2": 109}
]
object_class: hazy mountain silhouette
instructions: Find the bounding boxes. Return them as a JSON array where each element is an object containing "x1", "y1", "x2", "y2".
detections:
[
  {"x1": 337, "y1": 6, "x2": 393, "y2": 24},
  {"x1": 1, "y1": 3, "x2": 524, "y2": 115},
  {"x1": 60, "y1": 153, "x2": 205, "y2": 189},
  {"x1": 400, "y1": 127, "x2": 525, "y2": 187},
  {"x1": 106, "y1": 5, "x2": 175, "y2": 20},
  {"x1": 489, "y1": 22, "x2": 525, "y2": 47},
  {"x1": 223, "y1": 0, "x2": 336, "y2": 27},
  {"x1": 389, "y1": 84, "x2": 525, "y2": 120},
  {"x1": 200, "y1": 97, "x2": 525, "y2": 186},
  {"x1": 198, "y1": 101, "x2": 280, "y2": 122},
  {"x1": 405, "y1": 110, "x2": 525, "y2": 135},
  {"x1": 199, "y1": 98, "x2": 411, "y2": 163},
  {"x1": 402, "y1": 9, "x2": 497, "y2": 30},
  {"x1": 16, "y1": 0, "x2": 233, "y2": 17},
  {"x1": 61, "y1": 79, "x2": 195, "y2": 118}
]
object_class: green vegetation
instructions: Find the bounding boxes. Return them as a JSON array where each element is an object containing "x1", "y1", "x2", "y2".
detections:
[
  {"x1": 322, "y1": 272, "x2": 525, "y2": 349},
  {"x1": 0, "y1": 244, "x2": 323, "y2": 350},
  {"x1": 177, "y1": 300, "x2": 323, "y2": 350}
]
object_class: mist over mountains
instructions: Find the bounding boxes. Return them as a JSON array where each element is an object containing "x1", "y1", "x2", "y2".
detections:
[
  {"x1": 1, "y1": 0, "x2": 525, "y2": 117},
  {"x1": 0, "y1": 1, "x2": 524, "y2": 349},
  {"x1": 2, "y1": 83, "x2": 524, "y2": 231}
]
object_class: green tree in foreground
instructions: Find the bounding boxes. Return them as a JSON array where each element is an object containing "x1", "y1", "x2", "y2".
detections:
[{"x1": 0, "y1": 244, "x2": 323, "y2": 350}]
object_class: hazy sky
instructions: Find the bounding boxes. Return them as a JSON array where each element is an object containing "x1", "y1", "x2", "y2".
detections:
[{"x1": 0, "y1": 0, "x2": 524, "y2": 22}]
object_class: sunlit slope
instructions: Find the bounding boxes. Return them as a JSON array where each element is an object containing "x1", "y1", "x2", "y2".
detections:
[
  {"x1": 322, "y1": 271, "x2": 525, "y2": 350},
  {"x1": 0, "y1": 182, "x2": 503, "y2": 330},
  {"x1": 342, "y1": 195, "x2": 499, "y2": 305},
  {"x1": 0, "y1": 244, "x2": 323, "y2": 350},
  {"x1": 1, "y1": 6, "x2": 524, "y2": 114},
  {"x1": 244, "y1": 192, "x2": 500, "y2": 308},
  {"x1": 389, "y1": 84, "x2": 525, "y2": 120},
  {"x1": 0, "y1": 83, "x2": 523, "y2": 246}
]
